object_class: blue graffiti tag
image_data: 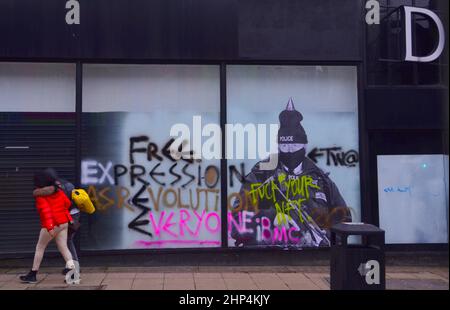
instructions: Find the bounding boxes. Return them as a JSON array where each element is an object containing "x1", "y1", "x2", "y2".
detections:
[{"x1": 383, "y1": 186, "x2": 411, "y2": 194}]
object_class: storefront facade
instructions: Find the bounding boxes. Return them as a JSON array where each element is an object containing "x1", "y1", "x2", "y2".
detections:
[{"x1": 0, "y1": 0, "x2": 448, "y2": 257}]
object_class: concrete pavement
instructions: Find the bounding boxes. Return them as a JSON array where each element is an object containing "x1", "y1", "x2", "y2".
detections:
[{"x1": 0, "y1": 265, "x2": 448, "y2": 290}]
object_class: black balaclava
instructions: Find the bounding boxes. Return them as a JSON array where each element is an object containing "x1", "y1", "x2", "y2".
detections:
[
  {"x1": 279, "y1": 148, "x2": 306, "y2": 171},
  {"x1": 278, "y1": 98, "x2": 308, "y2": 171}
]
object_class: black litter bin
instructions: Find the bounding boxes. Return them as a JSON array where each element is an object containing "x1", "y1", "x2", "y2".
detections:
[{"x1": 330, "y1": 223, "x2": 385, "y2": 290}]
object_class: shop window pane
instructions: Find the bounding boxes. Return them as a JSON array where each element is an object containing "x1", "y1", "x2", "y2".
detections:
[
  {"x1": 0, "y1": 62, "x2": 76, "y2": 254},
  {"x1": 81, "y1": 64, "x2": 221, "y2": 250},
  {"x1": 0, "y1": 62, "x2": 76, "y2": 112},
  {"x1": 226, "y1": 65, "x2": 361, "y2": 249}
]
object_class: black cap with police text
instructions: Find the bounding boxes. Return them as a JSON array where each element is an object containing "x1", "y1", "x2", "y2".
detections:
[{"x1": 278, "y1": 98, "x2": 308, "y2": 144}]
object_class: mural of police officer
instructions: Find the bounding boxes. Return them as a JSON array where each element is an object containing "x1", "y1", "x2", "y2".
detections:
[{"x1": 230, "y1": 98, "x2": 352, "y2": 248}]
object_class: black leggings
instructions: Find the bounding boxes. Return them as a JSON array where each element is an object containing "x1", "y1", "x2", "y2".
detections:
[{"x1": 68, "y1": 212, "x2": 80, "y2": 261}]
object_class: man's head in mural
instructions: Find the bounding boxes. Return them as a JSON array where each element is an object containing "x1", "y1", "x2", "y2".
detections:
[{"x1": 278, "y1": 98, "x2": 308, "y2": 172}]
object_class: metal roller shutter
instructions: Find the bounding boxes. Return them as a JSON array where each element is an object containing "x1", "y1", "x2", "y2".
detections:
[{"x1": 0, "y1": 112, "x2": 76, "y2": 256}]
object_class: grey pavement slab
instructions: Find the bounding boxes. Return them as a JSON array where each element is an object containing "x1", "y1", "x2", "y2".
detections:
[
  {"x1": 0, "y1": 265, "x2": 447, "y2": 290},
  {"x1": 387, "y1": 279, "x2": 448, "y2": 290}
]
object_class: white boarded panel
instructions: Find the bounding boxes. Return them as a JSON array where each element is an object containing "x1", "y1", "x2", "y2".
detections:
[
  {"x1": 377, "y1": 155, "x2": 449, "y2": 244},
  {"x1": 83, "y1": 64, "x2": 219, "y2": 112},
  {"x1": 0, "y1": 62, "x2": 76, "y2": 112}
]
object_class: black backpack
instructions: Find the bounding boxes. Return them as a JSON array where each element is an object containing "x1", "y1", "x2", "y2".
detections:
[{"x1": 57, "y1": 179, "x2": 76, "y2": 208}]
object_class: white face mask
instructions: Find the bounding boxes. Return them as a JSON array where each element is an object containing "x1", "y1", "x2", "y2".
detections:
[{"x1": 278, "y1": 143, "x2": 306, "y2": 153}]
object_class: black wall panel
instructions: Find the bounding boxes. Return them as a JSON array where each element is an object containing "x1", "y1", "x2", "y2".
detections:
[
  {"x1": 238, "y1": 0, "x2": 363, "y2": 61},
  {"x1": 365, "y1": 88, "x2": 449, "y2": 130}
]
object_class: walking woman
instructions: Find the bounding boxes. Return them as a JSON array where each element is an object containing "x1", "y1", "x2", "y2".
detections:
[
  {"x1": 20, "y1": 169, "x2": 75, "y2": 283},
  {"x1": 32, "y1": 168, "x2": 81, "y2": 275}
]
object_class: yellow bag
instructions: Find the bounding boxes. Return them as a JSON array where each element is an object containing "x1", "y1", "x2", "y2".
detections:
[{"x1": 72, "y1": 189, "x2": 96, "y2": 214}]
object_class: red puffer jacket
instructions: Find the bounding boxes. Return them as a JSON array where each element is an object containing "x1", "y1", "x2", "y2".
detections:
[{"x1": 36, "y1": 190, "x2": 73, "y2": 231}]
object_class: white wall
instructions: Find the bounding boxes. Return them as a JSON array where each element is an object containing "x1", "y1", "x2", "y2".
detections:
[
  {"x1": 83, "y1": 64, "x2": 220, "y2": 113},
  {"x1": 378, "y1": 155, "x2": 449, "y2": 244}
]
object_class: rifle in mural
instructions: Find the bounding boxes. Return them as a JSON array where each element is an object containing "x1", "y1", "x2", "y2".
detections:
[
  {"x1": 252, "y1": 174, "x2": 330, "y2": 247},
  {"x1": 273, "y1": 183, "x2": 330, "y2": 247}
]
